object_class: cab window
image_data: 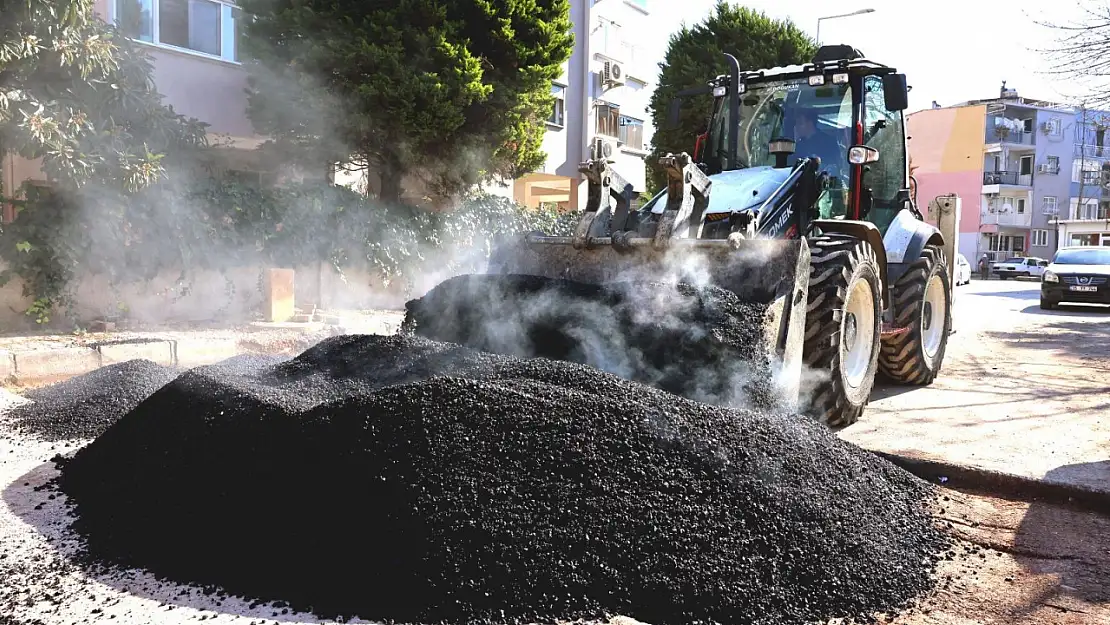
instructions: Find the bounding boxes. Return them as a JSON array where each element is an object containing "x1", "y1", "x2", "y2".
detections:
[{"x1": 861, "y1": 75, "x2": 908, "y2": 232}]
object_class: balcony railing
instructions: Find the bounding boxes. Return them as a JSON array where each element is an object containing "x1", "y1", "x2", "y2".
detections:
[
  {"x1": 1064, "y1": 208, "x2": 1110, "y2": 221},
  {"x1": 1074, "y1": 143, "x2": 1110, "y2": 159},
  {"x1": 986, "y1": 129, "x2": 1034, "y2": 145},
  {"x1": 983, "y1": 171, "x2": 1033, "y2": 186},
  {"x1": 981, "y1": 204, "x2": 1033, "y2": 227}
]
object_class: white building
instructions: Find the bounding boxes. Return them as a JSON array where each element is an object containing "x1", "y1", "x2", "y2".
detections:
[{"x1": 493, "y1": 0, "x2": 657, "y2": 210}]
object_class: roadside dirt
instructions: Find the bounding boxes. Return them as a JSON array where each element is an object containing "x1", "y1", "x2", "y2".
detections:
[
  {"x1": 890, "y1": 490, "x2": 1110, "y2": 625},
  {"x1": 844, "y1": 281, "x2": 1110, "y2": 495}
]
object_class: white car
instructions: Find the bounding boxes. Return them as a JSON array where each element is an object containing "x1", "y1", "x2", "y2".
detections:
[
  {"x1": 991, "y1": 256, "x2": 1049, "y2": 279},
  {"x1": 954, "y1": 253, "x2": 971, "y2": 286}
]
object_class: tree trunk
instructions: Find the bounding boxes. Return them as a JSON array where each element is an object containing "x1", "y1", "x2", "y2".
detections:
[{"x1": 378, "y1": 162, "x2": 403, "y2": 206}]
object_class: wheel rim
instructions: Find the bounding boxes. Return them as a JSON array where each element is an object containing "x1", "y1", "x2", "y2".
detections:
[
  {"x1": 922, "y1": 274, "x2": 946, "y2": 359},
  {"x1": 842, "y1": 278, "x2": 876, "y2": 389}
]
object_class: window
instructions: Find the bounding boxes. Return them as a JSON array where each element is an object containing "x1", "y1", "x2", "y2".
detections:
[
  {"x1": 1019, "y1": 155, "x2": 1033, "y2": 176},
  {"x1": 618, "y1": 115, "x2": 644, "y2": 150},
  {"x1": 1031, "y1": 229, "x2": 1050, "y2": 247},
  {"x1": 116, "y1": 0, "x2": 240, "y2": 62},
  {"x1": 1045, "y1": 155, "x2": 1060, "y2": 173},
  {"x1": 1070, "y1": 197, "x2": 1099, "y2": 220},
  {"x1": 598, "y1": 18, "x2": 622, "y2": 58},
  {"x1": 1022, "y1": 118, "x2": 1034, "y2": 133},
  {"x1": 595, "y1": 103, "x2": 620, "y2": 137},
  {"x1": 862, "y1": 75, "x2": 908, "y2": 231},
  {"x1": 1016, "y1": 198, "x2": 1026, "y2": 214},
  {"x1": 1043, "y1": 195, "x2": 1058, "y2": 215},
  {"x1": 1045, "y1": 118, "x2": 1062, "y2": 136},
  {"x1": 1073, "y1": 158, "x2": 1101, "y2": 184},
  {"x1": 548, "y1": 84, "x2": 566, "y2": 127}
]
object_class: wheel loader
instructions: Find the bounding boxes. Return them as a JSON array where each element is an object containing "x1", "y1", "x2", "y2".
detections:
[{"x1": 406, "y1": 45, "x2": 954, "y2": 428}]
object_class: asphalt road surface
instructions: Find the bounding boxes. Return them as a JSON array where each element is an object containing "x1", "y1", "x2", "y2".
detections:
[{"x1": 843, "y1": 277, "x2": 1110, "y2": 494}]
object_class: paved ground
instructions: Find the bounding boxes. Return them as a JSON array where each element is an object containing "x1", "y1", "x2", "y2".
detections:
[{"x1": 842, "y1": 278, "x2": 1110, "y2": 497}]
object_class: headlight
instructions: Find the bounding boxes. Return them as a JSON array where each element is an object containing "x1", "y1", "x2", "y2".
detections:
[{"x1": 1043, "y1": 271, "x2": 1059, "y2": 283}]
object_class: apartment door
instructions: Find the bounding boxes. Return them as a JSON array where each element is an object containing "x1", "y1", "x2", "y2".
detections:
[{"x1": 1019, "y1": 156, "x2": 1032, "y2": 175}]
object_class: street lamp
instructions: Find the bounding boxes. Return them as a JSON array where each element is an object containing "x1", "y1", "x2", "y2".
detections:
[{"x1": 816, "y1": 8, "x2": 875, "y2": 45}]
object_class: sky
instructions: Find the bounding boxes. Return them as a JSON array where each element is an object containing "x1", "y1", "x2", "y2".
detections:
[{"x1": 644, "y1": 0, "x2": 1099, "y2": 112}]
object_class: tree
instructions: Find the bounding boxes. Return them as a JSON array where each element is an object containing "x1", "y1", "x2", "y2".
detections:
[
  {"x1": 1035, "y1": 2, "x2": 1110, "y2": 106},
  {"x1": 646, "y1": 2, "x2": 815, "y2": 192},
  {"x1": 238, "y1": 0, "x2": 575, "y2": 206},
  {"x1": 0, "y1": 0, "x2": 207, "y2": 193}
]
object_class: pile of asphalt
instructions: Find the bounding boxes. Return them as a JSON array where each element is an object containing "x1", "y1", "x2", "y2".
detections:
[
  {"x1": 7, "y1": 359, "x2": 179, "y2": 441},
  {"x1": 404, "y1": 274, "x2": 780, "y2": 410},
  {"x1": 56, "y1": 334, "x2": 948, "y2": 625}
]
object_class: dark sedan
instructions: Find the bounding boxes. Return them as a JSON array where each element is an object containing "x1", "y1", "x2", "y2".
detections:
[{"x1": 1040, "y1": 246, "x2": 1110, "y2": 310}]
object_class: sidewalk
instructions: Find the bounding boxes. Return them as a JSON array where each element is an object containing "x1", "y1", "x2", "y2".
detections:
[{"x1": 0, "y1": 310, "x2": 406, "y2": 387}]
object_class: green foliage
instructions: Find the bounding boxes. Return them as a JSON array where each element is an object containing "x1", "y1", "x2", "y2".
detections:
[
  {"x1": 238, "y1": 0, "x2": 575, "y2": 204},
  {"x1": 646, "y1": 2, "x2": 816, "y2": 192},
  {"x1": 0, "y1": 0, "x2": 208, "y2": 191},
  {"x1": 0, "y1": 0, "x2": 574, "y2": 327},
  {"x1": 0, "y1": 177, "x2": 573, "y2": 325}
]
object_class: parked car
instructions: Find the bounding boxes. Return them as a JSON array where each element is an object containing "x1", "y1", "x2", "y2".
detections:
[
  {"x1": 955, "y1": 253, "x2": 971, "y2": 286},
  {"x1": 1041, "y1": 246, "x2": 1110, "y2": 309},
  {"x1": 991, "y1": 256, "x2": 1048, "y2": 279}
]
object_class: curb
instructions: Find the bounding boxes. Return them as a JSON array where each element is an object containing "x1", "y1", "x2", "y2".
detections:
[
  {"x1": 874, "y1": 451, "x2": 1110, "y2": 514},
  {"x1": 4, "y1": 337, "x2": 293, "y2": 386}
]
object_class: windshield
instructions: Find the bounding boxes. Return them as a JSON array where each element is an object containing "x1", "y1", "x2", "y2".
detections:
[
  {"x1": 1054, "y1": 248, "x2": 1110, "y2": 265},
  {"x1": 705, "y1": 79, "x2": 853, "y2": 178}
]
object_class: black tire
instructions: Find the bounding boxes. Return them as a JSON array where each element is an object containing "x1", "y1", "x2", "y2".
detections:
[
  {"x1": 1040, "y1": 298, "x2": 1056, "y2": 310},
  {"x1": 802, "y1": 234, "x2": 883, "y2": 428},
  {"x1": 879, "y1": 245, "x2": 952, "y2": 385}
]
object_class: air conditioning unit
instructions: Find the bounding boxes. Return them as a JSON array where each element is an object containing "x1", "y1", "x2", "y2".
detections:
[
  {"x1": 590, "y1": 136, "x2": 618, "y2": 161},
  {"x1": 603, "y1": 61, "x2": 626, "y2": 87}
]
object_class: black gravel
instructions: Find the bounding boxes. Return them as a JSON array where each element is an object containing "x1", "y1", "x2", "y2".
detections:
[
  {"x1": 7, "y1": 359, "x2": 179, "y2": 441},
  {"x1": 56, "y1": 334, "x2": 949, "y2": 625},
  {"x1": 404, "y1": 274, "x2": 781, "y2": 410}
]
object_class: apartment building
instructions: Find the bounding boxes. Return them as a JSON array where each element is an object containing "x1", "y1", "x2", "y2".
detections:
[
  {"x1": 497, "y1": 0, "x2": 656, "y2": 210},
  {"x1": 0, "y1": 0, "x2": 261, "y2": 203},
  {"x1": 1054, "y1": 107, "x2": 1110, "y2": 247},
  {"x1": 909, "y1": 86, "x2": 1075, "y2": 263}
]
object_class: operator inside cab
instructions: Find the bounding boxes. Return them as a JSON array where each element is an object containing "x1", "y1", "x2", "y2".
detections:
[
  {"x1": 791, "y1": 108, "x2": 842, "y2": 172},
  {"x1": 782, "y1": 100, "x2": 850, "y2": 217}
]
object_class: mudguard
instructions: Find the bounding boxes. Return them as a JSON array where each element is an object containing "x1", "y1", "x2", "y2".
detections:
[{"x1": 882, "y1": 210, "x2": 945, "y2": 285}]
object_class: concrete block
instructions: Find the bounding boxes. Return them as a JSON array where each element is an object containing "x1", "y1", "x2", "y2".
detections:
[
  {"x1": 97, "y1": 340, "x2": 175, "y2": 366},
  {"x1": 263, "y1": 268, "x2": 296, "y2": 322},
  {"x1": 14, "y1": 347, "x2": 100, "y2": 382},
  {"x1": 175, "y1": 338, "x2": 239, "y2": 368},
  {"x1": 0, "y1": 350, "x2": 14, "y2": 380}
]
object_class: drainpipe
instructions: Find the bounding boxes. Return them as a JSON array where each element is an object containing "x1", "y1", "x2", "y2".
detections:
[{"x1": 576, "y1": 0, "x2": 591, "y2": 208}]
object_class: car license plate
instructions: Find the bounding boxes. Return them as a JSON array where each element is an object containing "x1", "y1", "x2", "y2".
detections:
[{"x1": 1070, "y1": 285, "x2": 1098, "y2": 292}]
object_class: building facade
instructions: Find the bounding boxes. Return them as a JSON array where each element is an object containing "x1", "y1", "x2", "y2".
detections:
[
  {"x1": 492, "y1": 0, "x2": 656, "y2": 210},
  {"x1": 1055, "y1": 107, "x2": 1110, "y2": 247},
  {"x1": 909, "y1": 88, "x2": 1076, "y2": 264},
  {"x1": 1, "y1": 0, "x2": 265, "y2": 208}
]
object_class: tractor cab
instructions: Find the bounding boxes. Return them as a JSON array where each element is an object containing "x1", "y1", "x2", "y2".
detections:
[{"x1": 651, "y1": 45, "x2": 913, "y2": 238}]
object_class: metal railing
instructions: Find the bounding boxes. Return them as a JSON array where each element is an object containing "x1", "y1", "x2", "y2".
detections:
[
  {"x1": 981, "y1": 203, "x2": 1033, "y2": 227},
  {"x1": 1074, "y1": 143, "x2": 1110, "y2": 159},
  {"x1": 983, "y1": 171, "x2": 1033, "y2": 186},
  {"x1": 987, "y1": 129, "x2": 1034, "y2": 145}
]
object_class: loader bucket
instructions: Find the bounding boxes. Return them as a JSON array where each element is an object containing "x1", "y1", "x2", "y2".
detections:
[{"x1": 404, "y1": 236, "x2": 811, "y2": 412}]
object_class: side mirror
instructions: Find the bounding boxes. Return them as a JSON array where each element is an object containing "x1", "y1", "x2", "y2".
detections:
[
  {"x1": 667, "y1": 98, "x2": 683, "y2": 129},
  {"x1": 848, "y1": 145, "x2": 880, "y2": 164},
  {"x1": 883, "y1": 73, "x2": 909, "y2": 111}
]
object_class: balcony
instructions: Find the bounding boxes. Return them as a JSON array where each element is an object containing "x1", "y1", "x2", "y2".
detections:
[
  {"x1": 985, "y1": 127, "x2": 1035, "y2": 148},
  {"x1": 1074, "y1": 143, "x2": 1110, "y2": 159},
  {"x1": 981, "y1": 204, "x2": 1033, "y2": 228},
  {"x1": 983, "y1": 170, "x2": 1033, "y2": 186}
]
